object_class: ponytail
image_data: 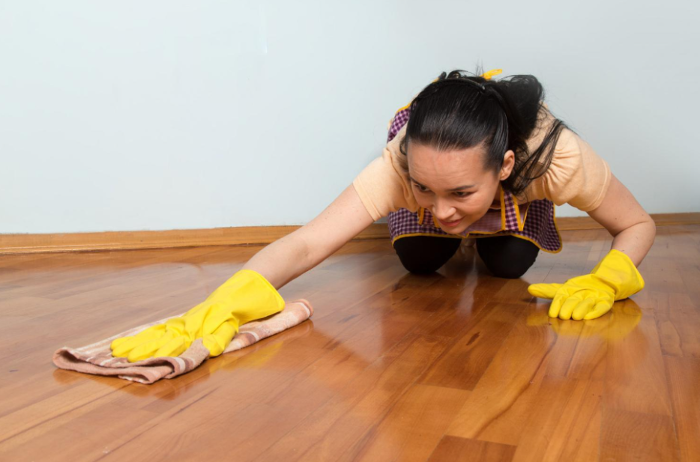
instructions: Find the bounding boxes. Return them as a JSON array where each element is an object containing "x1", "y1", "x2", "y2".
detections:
[{"x1": 400, "y1": 69, "x2": 568, "y2": 197}]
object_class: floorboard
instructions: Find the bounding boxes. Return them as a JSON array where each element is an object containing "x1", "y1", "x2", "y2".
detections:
[{"x1": 1, "y1": 226, "x2": 699, "y2": 461}]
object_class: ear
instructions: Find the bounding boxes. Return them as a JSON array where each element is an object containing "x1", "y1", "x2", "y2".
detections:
[{"x1": 499, "y1": 150, "x2": 515, "y2": 181}]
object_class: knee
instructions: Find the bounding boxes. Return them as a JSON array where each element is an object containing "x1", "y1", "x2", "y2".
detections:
[
  {"x1": 395, "y1": 246, "x2": 449, "y2": 274},
  {"x1": 398, "y1": 256, "x2": 444, "y2": 274},
  {"x1": 476, "y1": 236, "x2": 539, "y2": 279},
  {"x1": 393, "y1": 237, "x2": 461, "y2": 274},
  {"x1": 482, "y1": 260, "x2": 532, "y2": 279}
]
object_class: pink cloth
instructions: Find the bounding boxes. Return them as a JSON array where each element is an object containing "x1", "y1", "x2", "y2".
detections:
[{"x1": 52, "y1": 300, "x2": 313, "y2": 384}]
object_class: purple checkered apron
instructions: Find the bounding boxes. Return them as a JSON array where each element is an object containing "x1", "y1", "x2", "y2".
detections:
[{"x1": 386, "y1": 104, "x2": 563, "y2": 254}]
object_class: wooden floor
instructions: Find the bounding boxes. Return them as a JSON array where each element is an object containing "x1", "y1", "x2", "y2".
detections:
[{"x1": 1, "y1": 225, "x2": 699, "y2": 462}]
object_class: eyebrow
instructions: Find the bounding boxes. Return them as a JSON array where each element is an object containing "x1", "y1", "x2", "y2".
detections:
[{"x1": 409, "y1": 176, "x2": 476, "y2": 192}]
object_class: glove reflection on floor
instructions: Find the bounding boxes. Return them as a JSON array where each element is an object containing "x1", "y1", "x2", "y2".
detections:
[{"x1": 526, "y1": 300, "x2": 642, "y2": 341}]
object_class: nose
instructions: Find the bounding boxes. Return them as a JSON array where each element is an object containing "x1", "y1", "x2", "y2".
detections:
[{"x1": 432, "y1": 198, "x2": 456, "y2": 222}]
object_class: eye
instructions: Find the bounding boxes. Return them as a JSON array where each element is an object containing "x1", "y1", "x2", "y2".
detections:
[
  {"x1": 454, "y1": 191, "x2": 473, "y2": 198},
  {"x1": 413, "y1": 183, "x2": 429, "y2": 193}
]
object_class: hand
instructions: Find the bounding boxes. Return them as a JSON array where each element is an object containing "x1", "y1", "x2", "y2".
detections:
[
  {"x1": 528, "y1": 275, "x2": 615, "y2": 320},
  {"x1": 111, "y1": 270, "x2": 284, "y2": 362},
  {"x1": 528, "y1": 249, "x2": 645, "y2": 321}
]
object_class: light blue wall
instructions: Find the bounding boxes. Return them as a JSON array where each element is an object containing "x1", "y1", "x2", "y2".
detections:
[{"x1": 2, "y1": 0, "x2": 697, "y2": 234}]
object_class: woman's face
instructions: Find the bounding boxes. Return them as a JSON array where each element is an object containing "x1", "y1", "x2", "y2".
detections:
[{"x1": 407, "y1": 143, "x2": 515, "y2": 235}]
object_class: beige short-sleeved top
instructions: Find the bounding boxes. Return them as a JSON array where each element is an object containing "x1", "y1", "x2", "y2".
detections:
[{"x1": 352, "y1": 104, "x2": 612, "y2": 221}]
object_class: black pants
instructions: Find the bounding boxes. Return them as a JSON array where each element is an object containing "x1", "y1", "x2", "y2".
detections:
[{"x1": 393, "y1": 235, "x2": 540, "y2": 279}]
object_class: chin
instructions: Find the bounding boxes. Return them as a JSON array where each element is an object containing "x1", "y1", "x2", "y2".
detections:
[{"x1": 445, "y1": 224, "x2": 469, "y2": 236}]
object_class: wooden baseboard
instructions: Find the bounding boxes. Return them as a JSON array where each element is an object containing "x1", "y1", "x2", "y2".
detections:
[
  {"x1": 0, "y1": 223, "x2": 390, "y2": 255},
  {"x1": 1, "y1": 213, "x2": 698, "y2": 255}
]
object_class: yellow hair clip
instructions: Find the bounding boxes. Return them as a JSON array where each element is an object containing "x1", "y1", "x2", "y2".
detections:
[{"x1": 481, "y1": 69, "x2": 502, "y2": 80}]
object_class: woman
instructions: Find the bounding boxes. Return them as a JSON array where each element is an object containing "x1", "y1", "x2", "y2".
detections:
[{"x1": 111, "y1": 69, "x2": 655, "y2": 363}]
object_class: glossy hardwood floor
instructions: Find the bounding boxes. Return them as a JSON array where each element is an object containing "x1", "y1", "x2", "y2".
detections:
[{"x1": 0, "y1": 225, "x2": 698, "y2": 462}]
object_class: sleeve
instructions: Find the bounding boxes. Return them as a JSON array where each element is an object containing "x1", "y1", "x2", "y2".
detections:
[
  {"x1": 537, "y1": 128, "x2": 612, "y2": 211},
  {"x1": 352, "y1": 123, "x2": 418, "y2": 221}
]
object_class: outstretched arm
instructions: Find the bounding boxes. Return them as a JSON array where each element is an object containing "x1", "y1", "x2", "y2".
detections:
[
  {"x1": 243, "y1": 184, "x2": 376, "y2": 289},
  {"x1": 528, "y1": 173, "x2": 653, "y2": 321},
  {"x1": 112, "y1": 184, "x2": 376, "y2": 361},
  {"x1": 586, "y1": 173, "x2": 656, "y2": 266}
]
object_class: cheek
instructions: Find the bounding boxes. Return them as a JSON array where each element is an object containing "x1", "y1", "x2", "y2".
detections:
[
  {"x1": 456, "y1": 204, "x2": 483, "y2": 217},
  {"x1": 456, "y1": 196, "x2": 494, "y2": 216},
  {"x1": 414, "y1": 195, "x2": 430, "y2": 207}
]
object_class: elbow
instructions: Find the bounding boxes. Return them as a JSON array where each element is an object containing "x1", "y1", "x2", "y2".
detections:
[
  {"x1": 632, "y1": 215, "x2": 656, "y2": 248},
  {"x1": 610, "y1": 216, "x2": 656, "y2": 243},
  {"x1": 649, "y1": 215, "x2": 657, "y2": 231}
]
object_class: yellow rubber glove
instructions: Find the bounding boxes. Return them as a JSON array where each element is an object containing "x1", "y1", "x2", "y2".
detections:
[
  {"x1": 528, "y1": 249, "x2": 645, "y2": 321},
  {"x1": 111, "y1": 269, "x2": 284, "y2": 362}
]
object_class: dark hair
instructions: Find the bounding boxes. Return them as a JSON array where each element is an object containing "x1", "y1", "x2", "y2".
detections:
[{"x1": 399, "y1": 68, "x2": 569, "y2": 197}]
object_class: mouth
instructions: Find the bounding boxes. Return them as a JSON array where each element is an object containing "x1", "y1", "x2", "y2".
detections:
[{"x1": 438, "y1": 218, "x2": 462, "y2": 228}]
